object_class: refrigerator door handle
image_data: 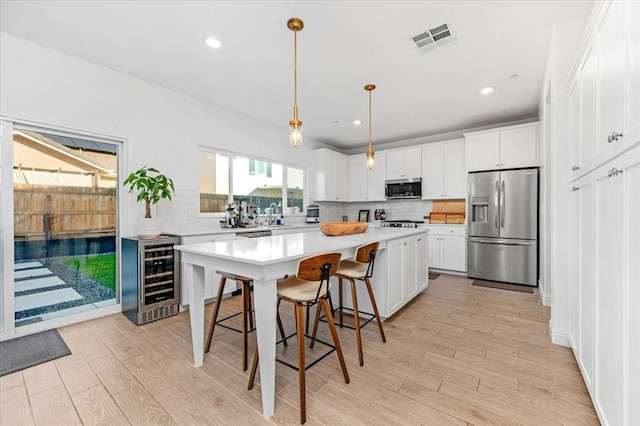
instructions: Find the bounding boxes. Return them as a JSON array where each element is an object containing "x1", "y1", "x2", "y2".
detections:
[
  {"x1": 494, "y1": 180, "x2": 500, "y2": 228},
  {"x1": 470, "y1": 239, "x2": 535, "y2": 246},
  {"x1": 500, "y1": 180, "x2": 505, "y2": 228}
]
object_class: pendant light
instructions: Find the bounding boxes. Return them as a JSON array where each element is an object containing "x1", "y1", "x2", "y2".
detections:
[
  {"x1": 288, "y1": 18, "x2": 304, "y2": 147},
  {"x1": 365, "y1": 84, "x2": 376, "y2": 169}
]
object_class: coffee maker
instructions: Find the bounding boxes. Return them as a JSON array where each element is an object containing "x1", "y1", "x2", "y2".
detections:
[
  {"x1": 223, "y1": 202, "x2": 238, "y2": 228},
  {"x1": 306, "y1": 204, "x2": 320, "y2": 223}
]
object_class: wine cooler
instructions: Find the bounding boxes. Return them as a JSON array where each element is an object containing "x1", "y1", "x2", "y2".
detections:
[{"x1": 122, "y1": 236, "x2": 181, "y2": 325}]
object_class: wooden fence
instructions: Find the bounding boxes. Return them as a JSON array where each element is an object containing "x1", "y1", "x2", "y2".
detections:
[{"x1": 14, "y1": 184, "x2": 116, "y2": 240}]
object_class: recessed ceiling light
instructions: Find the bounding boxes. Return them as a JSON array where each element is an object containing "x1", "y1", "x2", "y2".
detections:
[
  {"x1": 509, "y1": 74, "x2": 519, "y2": 80},
  {"x1": 480, "y1": 86, "x2": 495, "y2": 95},
  {"x1": 353, "y1": 120, "x2": 362, "y2": 125},
  {"x1": 205, "y1": 38, "x2": 222, "y2": 49}
]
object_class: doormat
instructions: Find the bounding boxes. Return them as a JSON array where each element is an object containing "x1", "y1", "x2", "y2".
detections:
[
  {"x1": 0, "y1": 329, "x2": 71, "y2": 376},
  {"x1": 429, "y1": 273, "x2": 440, "y2": 280},
  {"x1": 472, "y1": 279, "x2": 534, "y2": 293}
]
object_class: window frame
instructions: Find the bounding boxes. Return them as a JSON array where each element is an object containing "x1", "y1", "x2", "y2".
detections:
[{"x1": 198, "y1": 146, "x2": 306, "y2": 217}]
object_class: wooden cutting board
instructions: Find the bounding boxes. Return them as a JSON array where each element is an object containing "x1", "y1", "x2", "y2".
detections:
[{"x1": 432, "y1": 200, "x2": 465, "y2": 213}]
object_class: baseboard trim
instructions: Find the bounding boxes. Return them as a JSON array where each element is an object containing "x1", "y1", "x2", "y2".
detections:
[
  {"x1": 550, "y1": 323, "x2": 571, "y2": 347},
  {"x1": 538, "y1": 280, "x2": 551, "y2": 306},
  {"x1": 429, "y1": 268, "x2": 466, "y2": 277}
]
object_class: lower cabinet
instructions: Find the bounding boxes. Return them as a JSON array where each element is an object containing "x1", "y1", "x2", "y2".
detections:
[
  {"x1": 424, "y1": 226, "x2": 466, "y2": 272},
  {"x1": 568, "y1": 144, "x2": 640, "y2": 425},
  {"x1": 386, "y1": 234, "x2": 428, "y2": 317}
]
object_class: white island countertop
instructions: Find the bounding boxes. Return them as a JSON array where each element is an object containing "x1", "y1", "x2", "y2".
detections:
[{"x1": 174, "y1": 226, "x2": 425, "y2": 265}]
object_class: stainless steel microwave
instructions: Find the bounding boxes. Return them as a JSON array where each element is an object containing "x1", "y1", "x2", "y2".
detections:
[{"x1": 385, "y1": 178, "x2": 422, "y2": 199}]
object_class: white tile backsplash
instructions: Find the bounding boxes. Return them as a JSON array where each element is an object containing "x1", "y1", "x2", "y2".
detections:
[{"x1": 317, "y1": 199, "x2": 434, "y2": 222}]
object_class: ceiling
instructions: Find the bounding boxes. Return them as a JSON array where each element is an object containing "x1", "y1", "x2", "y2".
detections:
[{"x1": 0, "y1": 1, "x2": 594, "y2": 150}]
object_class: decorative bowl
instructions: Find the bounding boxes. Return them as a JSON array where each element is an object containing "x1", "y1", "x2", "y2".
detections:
[{"x1": 319, "y1": 221, "x2": 368, "y2": 236}]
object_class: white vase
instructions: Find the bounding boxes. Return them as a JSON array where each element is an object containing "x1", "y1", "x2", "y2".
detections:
[{"x1": 137, "y1": 218, "x2": 162, "y2": 236}]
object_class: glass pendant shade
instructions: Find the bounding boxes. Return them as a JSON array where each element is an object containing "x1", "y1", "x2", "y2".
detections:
[
  {"x1": 289, "y1": 120, "x2": 303, "y2": 147},
  {"x1": 366, "y1": 149, "x2": 375, "y2": 169}
]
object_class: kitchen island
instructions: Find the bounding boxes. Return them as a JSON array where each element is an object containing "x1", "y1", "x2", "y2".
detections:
[{"x1": 174, "y1": 226, "x2": 428, "y2": 418}]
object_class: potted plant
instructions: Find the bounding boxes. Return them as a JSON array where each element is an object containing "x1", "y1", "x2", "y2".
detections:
[{"x1": 123, "y1": 166, "x2": 175, "y2": 235}]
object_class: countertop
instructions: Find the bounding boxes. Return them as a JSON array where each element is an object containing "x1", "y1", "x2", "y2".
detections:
[{"x1": 175, "y1": 226, "x2": 426, "y2": 266}]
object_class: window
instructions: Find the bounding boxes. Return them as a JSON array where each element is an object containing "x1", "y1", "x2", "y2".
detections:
[
  {"x1": 199, "y1": 149, "x2": 304, "y2": 215},
  {"x1": 233, "y1": 156, "x2": 282, "y2": 213},
  {"x1": 199, "y1": 151, "x2": 229, "y2": 213},
  {"x1": 286, "y1": 166, "x2": 304, "y2": 209}
]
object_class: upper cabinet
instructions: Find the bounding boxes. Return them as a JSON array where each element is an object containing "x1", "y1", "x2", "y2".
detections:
[
  {"x1": 386, "y1": 147, "x2": 422, "y2": 179},
  {"x1": 310, "y1": 149, "x2": 349, "y2": 202},
  {"x1": 465, "y1": 122, "x2": 538, "y2": 172},
  {"x1": 348, "y1": 152, "x2": 387, "y2": 202},
  {"x1": 421, "y1": 139, "x2": 466, "y2": 200},
  {"x1": 570, "y1": 0, "x2": 640, "y2": 178}
]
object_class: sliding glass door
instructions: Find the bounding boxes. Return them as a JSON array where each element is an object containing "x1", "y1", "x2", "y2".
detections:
[
  {"x1": 13, "y1": 128, "x2": 119, "y2": 326},
  {"x1": 1, "y1": 120, "x2": 121, "y2": 338}
]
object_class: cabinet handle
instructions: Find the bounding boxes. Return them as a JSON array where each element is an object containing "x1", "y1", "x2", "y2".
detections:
[
  {"x1": 571, "y1": 186, "x2": 580, "y2": 192},
  {"x1": 496, "y1": 163, "x2": 500, "y2": 167},
  {"x1": 608, "y1": 168, "x2": 623, "y2": 177},
  {"x1": 607, "y1": 131, "x2": 623, "y2": 143},
  {"x1": 571, "y1": 165, "x2": 580, "y2": 171}
]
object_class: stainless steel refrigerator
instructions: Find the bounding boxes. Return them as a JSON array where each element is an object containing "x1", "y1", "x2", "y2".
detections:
[{"x1": 467, "y1": 168, "x2": 538, "y2": 286}]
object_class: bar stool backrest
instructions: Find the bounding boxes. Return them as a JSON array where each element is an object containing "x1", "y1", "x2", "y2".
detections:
[
  {"x1": 355, "y1": 242, "x2": 379, "y2": 278},
  {"x1": 297, "y1": 252, "x2": 341, "y2": 304}
]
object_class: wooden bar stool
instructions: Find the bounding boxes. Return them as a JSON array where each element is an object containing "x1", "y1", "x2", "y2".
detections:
[
  {"x1": 204, "y1": 270, "x2": 255, "y2": 371},
  {"x1": 204, "y1": 236, "x2": 286, "y2": 371},
  {"x1": 311, "y1": 241, "x2": 386, "y2": 366},
  {"x1": 248, "y1": 252, "x2": 350, "y2": 424}
]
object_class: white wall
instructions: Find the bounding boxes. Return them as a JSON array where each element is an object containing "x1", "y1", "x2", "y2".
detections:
[
  {"x1": 539, "y1": 14, "x2": 592, "y2": 346},
  {"x1": 0, "y1": 33, "x2": 329, "y2": 235}
]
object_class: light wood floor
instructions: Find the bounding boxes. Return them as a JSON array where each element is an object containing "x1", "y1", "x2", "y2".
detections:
[{"x1": 0, "y1": 274, "x2": 600, "y2": 425}]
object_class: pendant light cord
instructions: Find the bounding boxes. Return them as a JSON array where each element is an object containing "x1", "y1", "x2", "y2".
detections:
[{"x1": 293, "y1": 28, "x2": 298, "y2": 120}]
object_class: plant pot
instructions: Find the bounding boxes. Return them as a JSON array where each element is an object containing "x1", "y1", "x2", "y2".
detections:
[{"x1": 137, "y1": 218, "x2": 162, "y2": 236}]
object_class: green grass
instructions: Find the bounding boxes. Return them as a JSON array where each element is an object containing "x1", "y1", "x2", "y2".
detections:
[{"x1": 63, "y1": 253, "x2": 116, "y2": 291}]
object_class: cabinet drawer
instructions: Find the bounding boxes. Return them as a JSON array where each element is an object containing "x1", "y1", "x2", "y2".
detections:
[{"x1": 424, "y1": 226, "x2": 466, "y2": 236}]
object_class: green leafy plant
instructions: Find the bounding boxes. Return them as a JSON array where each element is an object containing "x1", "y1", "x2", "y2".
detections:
[{"x1": 123, "y1": 166, "x2": 175, "y2": 218}]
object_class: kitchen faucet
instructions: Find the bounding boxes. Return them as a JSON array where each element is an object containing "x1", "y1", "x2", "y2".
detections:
[{"x1": 268, "y1": 203, "x2": 278, "y2": 226}]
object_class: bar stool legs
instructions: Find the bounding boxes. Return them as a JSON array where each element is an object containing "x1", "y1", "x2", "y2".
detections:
[
  {"x1": 248, "y1": 296, "x2": 349, "y2": 424},
  {"x1": 364, "y1": 276, "x2": 386, "y2": 344}
]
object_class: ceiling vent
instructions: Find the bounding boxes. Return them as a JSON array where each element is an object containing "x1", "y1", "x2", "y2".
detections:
[{"x1": 411, "y1": 23, "x2": 457, "y2": 52}]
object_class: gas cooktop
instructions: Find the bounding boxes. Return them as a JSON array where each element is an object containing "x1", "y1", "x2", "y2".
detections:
[{"x1": 381, "y1": 220, "x2": 425, "y2": 228}]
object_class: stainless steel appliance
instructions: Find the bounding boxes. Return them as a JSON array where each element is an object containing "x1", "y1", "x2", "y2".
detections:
[
  {"x1": 306, "y1": 204, "x2": 320, "y2": 223},
  {"x1": 467, "y1": 168, "x2": 538, "y2": 286},
  {"x1": 122, "y1": 236, "x2": 181, "y2": 325},
  {"x1": 381, "y1": 220, "x2": 424, "y2": 228},
  {"x1": 385, "y1": 178, "x2": 422, "y2": 199}
]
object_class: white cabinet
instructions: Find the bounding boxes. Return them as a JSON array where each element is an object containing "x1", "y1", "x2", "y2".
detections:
[
  {"x1": 568, "y1": 173, "x2": 595, "y2": 379},
  {"x1": 622, "y1": 147, "x2": 640, "y2": 426},
  {"x1": 386, "y1": 233, "x2": 428, "y2": 317},
  {"x1": 311, "y1": 149, "x2": 349, "y2": 201},
  {"x1": 595, "y1": 0, "x2": 626, "y2": 165},
  {"x1": 566, "y1": 4, "x2": 640, "y2": 423},
  {"x1": 386, "y1": 147, "x2": 421, "y2": 179},
  {"x1": 424, "y1": 226, "x2": 466, "y2": 272},
  {"x1": 348, "y1": 152, "x2": 386, "y2": 202},
  {"x1": 421, "y1": 139, "x2": 466, "y2": 200},
  {"x1": 465, "y1": 123, "x2": 538, "y2": 172},
  {"x1": 567, "y1": 146, "x2": 639, "y2": 426},
  {"x1": 594, "y1": 158, "x2": 624, "y2": 426}
]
